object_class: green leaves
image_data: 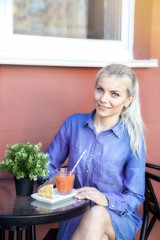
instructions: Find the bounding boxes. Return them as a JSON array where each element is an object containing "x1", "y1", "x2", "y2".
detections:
[{"x1": 0, "y1": 142, "x2": 49, "y2": 181}]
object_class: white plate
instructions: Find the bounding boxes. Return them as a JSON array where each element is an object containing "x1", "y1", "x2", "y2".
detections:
[
  {"x1": 31, "y1": 188, "x2": 76, "y2": 204},
  {"x1": 31, "y1": 198, "x2": 76, "y2": 211}
]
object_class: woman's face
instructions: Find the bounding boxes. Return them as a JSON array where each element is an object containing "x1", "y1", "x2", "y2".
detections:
[{"x1": 94, "y1": 75, "x2": 133, "y2": 122}]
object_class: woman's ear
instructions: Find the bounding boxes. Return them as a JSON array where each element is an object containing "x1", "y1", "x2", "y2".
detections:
[{"x1": 125, "y1": 96, "x2": 134, "y2": 108}]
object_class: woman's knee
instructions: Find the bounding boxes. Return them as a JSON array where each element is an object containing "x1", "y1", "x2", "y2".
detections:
[
  {"x1": 83, "y1": 205, "x2": 108, "y2": 225},
  {"x1": 83, "y1": 205, "x2": 115, "y2": 238}
]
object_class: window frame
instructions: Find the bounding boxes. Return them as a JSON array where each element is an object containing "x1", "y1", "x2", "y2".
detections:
[{"x1": 0, "y1": 0, "x2": 158, "y2": 68}]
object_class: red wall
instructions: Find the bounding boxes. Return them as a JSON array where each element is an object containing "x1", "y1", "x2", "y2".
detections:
[
  {"x1": 0, "y1": 0, "x2": 160, "y2": 239},
  {"x1": 0, "y1": 66, "x2": 97, "y2": 177},
  {"x1": 1, "y1": 66, "x2": 160, "y2": 165}
]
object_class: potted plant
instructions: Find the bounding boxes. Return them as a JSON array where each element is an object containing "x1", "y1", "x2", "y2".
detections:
[{"x1": 0, "y1": 142, "x2": 49, "y2": 196}]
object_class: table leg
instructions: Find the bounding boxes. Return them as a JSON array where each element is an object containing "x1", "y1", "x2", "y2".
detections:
[
  {"x1": 31, "y1": 225, "x2": 36, "y2": 240},
  {"x1": 9, "y1": 230, "x2": 14, "y2": 240},
  {"x1": 25, "y1": 226, "x2": 36, "y2": 240},
  {"x1": 25, "y1": 227, "x2": 29, "y2": 240},
  {"x1": 0, "y1": 226, "x2": 5, "y2": 240},
  {"x1": 17, "y1": 227, "x2": 23, "y2": 240}
]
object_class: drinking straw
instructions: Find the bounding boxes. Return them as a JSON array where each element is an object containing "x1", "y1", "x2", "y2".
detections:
[{"x1": 69, "y1": 150, "x2": 86, "y2": 175}]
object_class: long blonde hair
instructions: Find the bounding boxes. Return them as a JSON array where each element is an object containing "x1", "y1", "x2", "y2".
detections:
[{"x1": 95, "y1": 63, "x2": 146, "y2": 156}]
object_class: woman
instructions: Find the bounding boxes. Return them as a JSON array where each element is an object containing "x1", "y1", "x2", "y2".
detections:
[{"x1": 42, "y1": 64, "x2": 146, "y2": 240}]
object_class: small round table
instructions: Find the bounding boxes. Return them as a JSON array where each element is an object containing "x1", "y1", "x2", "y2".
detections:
[{"x1": 0, "y1": 179, "x2": 91, "y2": 240}]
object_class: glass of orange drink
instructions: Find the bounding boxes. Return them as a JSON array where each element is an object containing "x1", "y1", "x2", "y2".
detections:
[{"x1": 55, "y1": 168, "x2": 75, "y2": 194}]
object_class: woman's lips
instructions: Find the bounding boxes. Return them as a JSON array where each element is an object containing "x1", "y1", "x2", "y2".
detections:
[{"x1": 97, "y1": 104, "x2": 111, "y2": 110}]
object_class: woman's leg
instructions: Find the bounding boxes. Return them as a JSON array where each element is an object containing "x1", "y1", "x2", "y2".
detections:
[{"x1": 71, "y1": 205, "x2": 116, "y2": 240}]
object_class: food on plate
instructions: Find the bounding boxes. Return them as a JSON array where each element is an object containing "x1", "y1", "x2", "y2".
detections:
[{"x1": 38, "y1": 184, "x2": 54, "y2": 199}]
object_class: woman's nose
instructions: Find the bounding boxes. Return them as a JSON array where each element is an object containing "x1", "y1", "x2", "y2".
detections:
[{"x1": 100, "y1": 93, "x2": 109, "y2": 102}]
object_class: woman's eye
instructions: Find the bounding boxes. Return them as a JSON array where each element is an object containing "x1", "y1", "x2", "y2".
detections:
[
  {"x1": 97, "y1": 87, "x2": 103, "y2": 92},
  {"x1": 112, "y1": 92, "x2": 119, "y2": 97}
]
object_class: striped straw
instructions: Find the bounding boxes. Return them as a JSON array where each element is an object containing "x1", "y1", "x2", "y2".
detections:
[{"x1": 69, "y1": 150, "x2": 86, "y2": 175}]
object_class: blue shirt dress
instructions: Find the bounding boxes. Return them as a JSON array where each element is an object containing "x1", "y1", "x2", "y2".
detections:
[{"x1": 46, "y1": 110, "x2": 146, "y2": 240}]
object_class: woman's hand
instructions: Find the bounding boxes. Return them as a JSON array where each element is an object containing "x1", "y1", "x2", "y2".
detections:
[
  {"x1": 75, "y1": 187, "x2": 109, "y2": 206},
  {"x1": 37, "y1": 177, "x2": 56, "y2": 192}
]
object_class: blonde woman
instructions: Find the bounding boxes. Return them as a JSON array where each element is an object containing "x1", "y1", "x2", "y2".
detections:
[{"x1": 43, "y1": 64, "x2": 146, "y2": 240}]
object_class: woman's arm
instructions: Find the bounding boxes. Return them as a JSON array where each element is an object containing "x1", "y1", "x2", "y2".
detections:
[
  {"x1": 45, "y1": 119, "x2": 70, "y2": 178},
  {"x1": 75, "y1": 143, "x2": 145, "y2": 215},
  {"x1": 105, "y1": 147, "x2": 145, "y2": 215}
]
